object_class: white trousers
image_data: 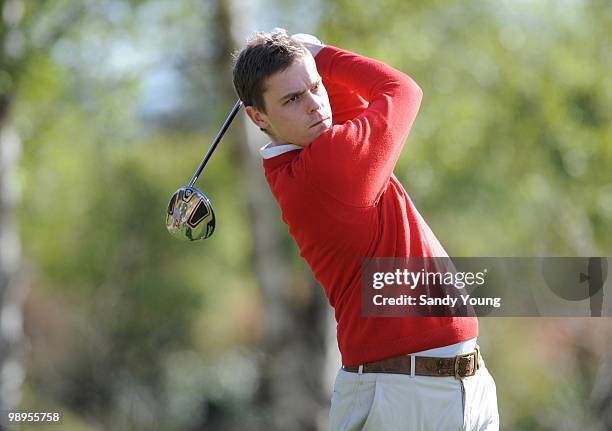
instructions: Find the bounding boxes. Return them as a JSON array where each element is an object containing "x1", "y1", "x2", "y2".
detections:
[{"x1": 329, "y1": 355, "x2": 499, "y2": 431}]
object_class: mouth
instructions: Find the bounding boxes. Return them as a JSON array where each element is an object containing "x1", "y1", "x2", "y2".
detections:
[{"x1": 310, "y1": 117, "x2": 330, "y2": 128}]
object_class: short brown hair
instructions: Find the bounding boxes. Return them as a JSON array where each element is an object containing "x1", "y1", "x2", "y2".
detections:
[{"x1": 232, "y1": 32, "x2": 308, "y2": 113}]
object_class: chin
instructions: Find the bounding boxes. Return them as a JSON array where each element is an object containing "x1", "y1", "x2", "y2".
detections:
[{"x1": 310, "y1": 124, "x2": 331, "y2": 141}]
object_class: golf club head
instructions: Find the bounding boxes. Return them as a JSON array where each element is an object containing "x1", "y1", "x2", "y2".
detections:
[{"x1": 166, "y1": 187, "x2": 215, "y2": 241}]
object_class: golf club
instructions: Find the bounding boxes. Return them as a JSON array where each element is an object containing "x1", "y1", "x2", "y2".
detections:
[{"x1": 166, "y1": 99, "x2": 242, "y2": 241}]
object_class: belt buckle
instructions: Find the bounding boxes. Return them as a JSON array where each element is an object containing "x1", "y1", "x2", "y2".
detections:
[{"x1": 453, "y1": 347, "x2": 480, "y2": 380}]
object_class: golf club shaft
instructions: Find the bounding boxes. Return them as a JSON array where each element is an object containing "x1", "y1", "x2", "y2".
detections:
[{"x1": 188, "y1": 99, "x2": 243, "y2": 188}]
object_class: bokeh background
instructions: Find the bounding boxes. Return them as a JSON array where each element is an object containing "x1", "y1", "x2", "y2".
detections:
[{"x1": 0, "y1": 0, "x2": 611, "y2": 429}]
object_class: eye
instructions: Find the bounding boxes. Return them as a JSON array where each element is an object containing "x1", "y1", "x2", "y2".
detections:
[{"x1": 284, "y1": 94, "x2": 300, "y2": 105}]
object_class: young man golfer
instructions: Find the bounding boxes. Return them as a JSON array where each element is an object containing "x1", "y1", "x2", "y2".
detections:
[{"x1": 232, "y1": 31, "x2": 499, "y2": 430}]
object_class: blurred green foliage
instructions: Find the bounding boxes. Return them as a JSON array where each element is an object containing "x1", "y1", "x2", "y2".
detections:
[{"x1": 322, "y1": 0, "x2": 612, "y2": 257}]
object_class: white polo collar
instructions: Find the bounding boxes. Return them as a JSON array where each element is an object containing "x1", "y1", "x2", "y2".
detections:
[{"x1": 259, "y1": 142, "x2": 303, "y2": 159}]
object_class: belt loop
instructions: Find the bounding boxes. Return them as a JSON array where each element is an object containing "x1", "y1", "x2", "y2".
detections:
[
  {"x1": 410, "y1": 355, "x2": 416, "y2": 378},
  {"x1": 358, "y1": 365, "x2": 363, "y2": 375}
]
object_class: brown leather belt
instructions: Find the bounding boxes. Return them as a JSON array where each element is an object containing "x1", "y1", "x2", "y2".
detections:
[{"x1": 342, "y1": 345, "x2": 480, "y2": 380}]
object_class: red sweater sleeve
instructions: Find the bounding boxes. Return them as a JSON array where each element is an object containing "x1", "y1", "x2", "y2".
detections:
[
  {"x1": 299, "y1": 45, "x2": 423, "y2": 207},
  {"x1": 324, "y1": 79, "x2": 368, "y2": 125}
]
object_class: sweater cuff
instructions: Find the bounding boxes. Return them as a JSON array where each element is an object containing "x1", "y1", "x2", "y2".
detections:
[{"x1": 314, "y1": 45, "x2": 340, "y2": 79}]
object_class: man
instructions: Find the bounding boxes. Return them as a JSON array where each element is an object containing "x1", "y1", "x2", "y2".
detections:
[{"x1": 232, "y1": 30, "x2": 499, "y2": 430}]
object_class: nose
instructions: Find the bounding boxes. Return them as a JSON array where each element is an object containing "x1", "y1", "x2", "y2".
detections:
[{"x1": 305, "y1": 91, "x2": 324, "y2": 113}]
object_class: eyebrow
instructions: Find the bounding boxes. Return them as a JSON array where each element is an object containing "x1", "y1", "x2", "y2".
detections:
[{"x1": 279, "y1": 79, "x2": 321, "y2": 103}]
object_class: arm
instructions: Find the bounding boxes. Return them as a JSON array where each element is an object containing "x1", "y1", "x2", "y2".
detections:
[
  {"x1": 324, "y1": 80, "x2": 368, "y2": 125},
  {"x1": 300, "y1": 45, "x2": 423, "y2": 207}
]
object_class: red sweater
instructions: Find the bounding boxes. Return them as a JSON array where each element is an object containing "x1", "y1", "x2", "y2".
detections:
[{"x1": 262, "y1": 45, "x2": 478, "y2": 366}]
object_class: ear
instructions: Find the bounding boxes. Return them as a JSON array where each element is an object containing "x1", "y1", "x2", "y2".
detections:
[{"x1": 245, "y1": 106, "x2": 271, "y2": 131}]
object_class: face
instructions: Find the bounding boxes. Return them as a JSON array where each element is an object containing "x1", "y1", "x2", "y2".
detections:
[{"x1": 245, "y1": 53, "x2": 333, "y2": 147}]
